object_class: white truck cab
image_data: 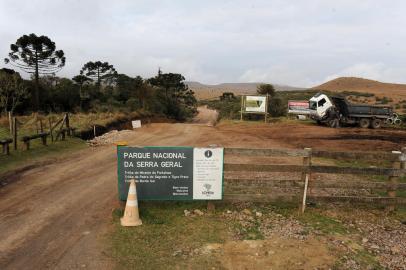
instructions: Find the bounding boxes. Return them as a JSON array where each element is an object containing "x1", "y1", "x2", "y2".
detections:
[{"x1": 309, "y1": 93, "x2": 333, "y2": 119}]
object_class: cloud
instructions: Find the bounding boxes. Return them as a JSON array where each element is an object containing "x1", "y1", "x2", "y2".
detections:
[
  {"x1": 320, "y1": 63, "x2": 406, "y2": 85},
  {"x1": 1, "y1": 0, "x2": 406, "y2": 86},
  {"x1": 239, "y1": 67, "x2": 316, "y2": 87}
]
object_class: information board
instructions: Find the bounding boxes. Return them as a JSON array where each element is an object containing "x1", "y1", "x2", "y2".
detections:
[
  {"x1": 244, "y1": 96, "x2": 267, "y2": 113},
  {"x1": 117, "y1": 146, "x2": 223, "y2": 201},
  {"x1": 288, "y1": 100, "x2": 310, "y2": 115}
]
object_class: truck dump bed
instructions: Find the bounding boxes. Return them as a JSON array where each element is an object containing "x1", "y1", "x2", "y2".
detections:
[{"x1": 331, "y1": 97, "x2": 392, "y2": 117}]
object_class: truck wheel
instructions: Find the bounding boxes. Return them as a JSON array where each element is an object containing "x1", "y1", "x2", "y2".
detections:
[
  {"x1": 371, "y1": 119, "x2": 381, "y2": 129},
  {"x1": 328, "y1": 119, "x2": 339, "y2": 128},
  {"x1": 359, "y1": 118, "x2": 370, "y2": 128}
]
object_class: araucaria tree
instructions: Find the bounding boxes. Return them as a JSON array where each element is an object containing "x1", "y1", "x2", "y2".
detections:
[
  {"x1": 4, "y1": 33, "x2": 65, "y2": 111},
  {"x1": 257, "y1": 83, "x2": 275, "y2": 96},
  {"x1": 80, "y1": 61, "x2": 117, "y2": 89},
  {"x1": 148, "y1": 70, "x2": 197, "y2": 120}
]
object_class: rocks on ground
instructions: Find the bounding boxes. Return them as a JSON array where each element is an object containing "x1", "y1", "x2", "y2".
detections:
[
  {"x1": 221, "y1": 205, "x2": 308, "y2": 241},
  {"x1": 184, "y1": 209, "x2": 205, "y2": 217},
  {"x1": 87, "y1": 130, "x2": 133, "y2": 147}
]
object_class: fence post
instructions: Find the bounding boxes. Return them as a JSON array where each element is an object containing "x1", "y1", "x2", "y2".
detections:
[
  {"x1": 8, "y1": 111, "x2": 12, "y2": 136},
  {"x1": 401, "y1": 146, "x2": 406, "y2": 171},
  {"x1": 13, "y1": 117, "x2": 17, "y2": 150},
  {"x1": 4, "y1": 142, "x2": 10, "y2": 155},
  {"x1": 300, "y1": 147, "x2": 312, "y2": 213},
  {"x1": 65, "y1": 113, "x2": 70, "y2": 136},
  {"x1": 386, "y1": 150, "x2": 402, "y2": 212},
  {"x1": 56, "y1": 114, "x2": 67, "y2": 141},
  {"x1": 49, "y1": 118, "x2": 54, "y2": 142}
]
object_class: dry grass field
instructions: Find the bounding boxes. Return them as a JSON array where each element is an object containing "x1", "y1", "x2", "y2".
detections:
[{"x1": 313, "y1": 77, "x2": 406, "y2": 103}]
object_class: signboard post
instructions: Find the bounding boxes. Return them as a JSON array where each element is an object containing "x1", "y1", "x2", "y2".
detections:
[
  {"x1": 240, "y1": 95, "x2": 269, "y2": 122},
  {"x1": 117, "y1": 146, "x2": 224, "y2": 201}
]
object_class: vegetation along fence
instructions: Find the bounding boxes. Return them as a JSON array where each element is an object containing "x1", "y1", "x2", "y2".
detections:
[
  {"x1": 222, "y1": 147, "x2": 406, "y2": 211},
  {"x1": 0, "y1": 113, "x2": 73, "y2": 155}
]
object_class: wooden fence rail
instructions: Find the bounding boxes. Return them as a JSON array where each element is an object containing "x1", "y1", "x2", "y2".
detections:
[
  {"x1": 224, "y1": 147, "x2": 401, "y2": 161},
  {"x1": 224, "y1": 163, "x2": 406, "y2": 176},
  {"x1": 1, "y1": 113, "x2": 72, "y2": 154},
  {"x1": 222, "y1": 147, "x2": 406, "y2": 211},
  {"x1": 224, "y1": 179, "x2": 406, "y2": 190}
]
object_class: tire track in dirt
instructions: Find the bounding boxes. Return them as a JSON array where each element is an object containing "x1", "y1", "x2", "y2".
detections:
[{"x1": 0, "y1": 110, "x2": 214, "y2": 270}]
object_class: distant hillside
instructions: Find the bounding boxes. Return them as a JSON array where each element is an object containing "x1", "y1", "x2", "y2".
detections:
[
  {"x1": 186, "y1": 81, "x2": 307, "y2": 100},
  {"x1": 313, "y1": 77, "x2": 406, "y2": 102}
]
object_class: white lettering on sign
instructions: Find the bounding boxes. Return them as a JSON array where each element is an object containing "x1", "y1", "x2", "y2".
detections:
[
  {"x1": 123, "y1": 152, "x2": 187, "y2": 159},
  {"x1": 136, "y1": 161, "x2": 159, "y2": 168},
  {"x1": 124, "y1": 152, "x2": 151, "y2": 159},
  {"x1": 153, "y1": 152, "x2": 186, "y2": 159}
]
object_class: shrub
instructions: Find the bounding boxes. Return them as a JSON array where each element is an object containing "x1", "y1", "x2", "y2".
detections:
[
  {"x1": 268, "y1": 96, "x2": 286, "y2": 117},
  {"x1": 125, "y1": 98, "x2": 140, "y2": 111}
]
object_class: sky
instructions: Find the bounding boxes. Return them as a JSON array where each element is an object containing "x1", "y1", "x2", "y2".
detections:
[{"x1": 1, "y1": 0, "x2": 406, "y2": 87}]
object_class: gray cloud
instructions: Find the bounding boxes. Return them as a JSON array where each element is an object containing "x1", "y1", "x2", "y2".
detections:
[{"x1": 1, "y1": 0, "x2": 406, "y2": 87}]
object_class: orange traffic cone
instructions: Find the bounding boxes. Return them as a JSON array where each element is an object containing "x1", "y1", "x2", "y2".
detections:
[{"x1": 120, "y1": 179, "x2": 142, "y2": 226}]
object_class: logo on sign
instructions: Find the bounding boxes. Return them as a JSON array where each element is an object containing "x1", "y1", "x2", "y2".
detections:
[
  {"x1": 204, "y1": 150, "x2": 212, "y2": 158},
  {"x1": 202, "y1": 183, "x2": 214, "y2": 196}
]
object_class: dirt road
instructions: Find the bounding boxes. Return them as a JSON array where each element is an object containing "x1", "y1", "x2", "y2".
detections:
[{"x1": 0, "y1": 107, "x2": 405, "y2": 269}]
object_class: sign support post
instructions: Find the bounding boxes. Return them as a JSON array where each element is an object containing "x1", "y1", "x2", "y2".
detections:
[
  {"x1": 265, "y1": 94, "x2": 269, "y2": 123},
  {"x1": 240, "y1": 95, "x2": 243, "y2": 121}
]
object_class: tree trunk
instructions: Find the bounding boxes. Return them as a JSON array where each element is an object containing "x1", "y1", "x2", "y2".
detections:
[
  {"x1": 34, "y1": 52, "x2": 40, "y2": 112},
  {"x1": 79, "y1": 84, "x2": 83, "y2": 111},
  {"x1": 97, "y1": 68, "x2": 101, "y2": 91}
]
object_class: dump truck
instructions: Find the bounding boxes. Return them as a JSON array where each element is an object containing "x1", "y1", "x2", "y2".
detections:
[{"x1": 309, "y1": 93, "x2": 394, "y2": 128}]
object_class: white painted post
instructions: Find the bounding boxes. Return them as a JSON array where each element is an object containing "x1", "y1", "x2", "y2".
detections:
[
  {"x1": 300, "y1": 147, "x2": 312, "y2": 213},
  {"x1": 301, "y1": 174, "x2": 309, "y2": 213}
]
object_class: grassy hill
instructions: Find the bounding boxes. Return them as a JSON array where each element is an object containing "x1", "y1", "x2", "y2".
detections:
[
  {"x1": 187, "y1": 81, "x2": 307, "y2": 100},
  {"x1": 313, "y1": 77, "x2": 406, "y2": 103}
]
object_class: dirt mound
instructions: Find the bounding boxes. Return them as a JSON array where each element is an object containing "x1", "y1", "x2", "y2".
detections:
[{"x1": 313, "y1": 77, "x2": 406, "y2": 102}]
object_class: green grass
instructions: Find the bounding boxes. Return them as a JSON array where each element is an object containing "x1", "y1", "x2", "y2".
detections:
[
  {"x1": 333, "y1": 249, "x2": 384, "y2": 270},
  {"x1": 297, "y1": 210, "x2": 349, "y2": 235},
  {"x1": 109, "y1": 202, "x2": 398, "y2": 270},
  {"x1": 232, "y1": 217, "x2": 264, "y2": 240},
  {"x1": 0, "y1": 137, "x2": 86, "y2": 175},
  {"x1": 0, "y1": 111, "x2": 153, "y2": 141},
  {"x1": 109, "y1": 202, "x2": 228, "y2": 270}
]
